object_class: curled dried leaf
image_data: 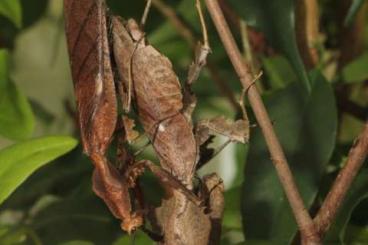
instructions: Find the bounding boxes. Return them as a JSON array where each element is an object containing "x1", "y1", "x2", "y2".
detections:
[
  {"x1": 64, "y1": 0, "x2": 144, "y2": 234},
  {"x1": 64, "y1": 0, "x2": 117, "y2": 155},
  {"x1": 197, "y1": 116, "x2": 249, "y2": 143}
]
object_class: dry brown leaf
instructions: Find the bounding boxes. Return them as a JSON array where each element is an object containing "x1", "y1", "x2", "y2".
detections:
[
  {"x1": 64, "y1": 0, "x2": 117, "y2": 155},
  {"x1": 197, "y1": 116, "x2": 249, "y2": 143}
]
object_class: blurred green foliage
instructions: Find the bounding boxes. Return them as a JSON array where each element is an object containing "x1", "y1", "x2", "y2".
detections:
[
  {"x1": 242, "y1": 72, "x2": 337, "y2": 244},
  {"x1": 0, "y1": 0, "x2": 367, "y2": 244}
]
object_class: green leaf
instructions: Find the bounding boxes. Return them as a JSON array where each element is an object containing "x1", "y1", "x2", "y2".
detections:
[
  {"x1": 0, "y1": 226, "x2": 8, "y2": 238},
  {"x1": 342, "y1": 52, "x2": 368, "y2": 83},
  {"x1": 32, "y1": 194, "x2": 119, "y2": 245},
  {"x1": 0, "y1": 0, "x2": 22, "y2": 28},
  {"x1": 324, "y1": 169, "x2": 368, "y2": 244},
  {"x1": 227, "y1": 0, "x2": 311, "y2": 93},
  {"x1": 113, "y1": 230, "x2": 152, "y2": 245},
  {"x1": 0, "y1": 136, "x2": 78, "y2": 205},
  {"x1": 262, "y1": 55, "x2": 297, "y2": 90},
  {"x1": 0, "y1": 229, "x2": 26, "y2": 245},
  {"x1": 0, "y1": 80, "x2": 35, "y2": 140},
  {"x1": 344, "y1": 224, "x2": 368, "y2": 244},
  {"x1": 58, "y1": 241, "x2": 94, "y2": 245},
  {"x1": 20, "y1": 0, "x2": 48, "y2": 29},
  {"x1": 344, "y1": 0, "x2": 366, "y2": 26},
  {"x1": 223, "y1": 187, "x2": 242, "y2": 230},
  {"x1": 0, "y1": 49, "x2": 35, "y2": 140},
  {"x1": 0, "y1": 49, "x2": 9, "y2": 93},
  {"x1": 241, "y1": 72, "x2": 337, "y2": 244},
  {"x1": 1, "y1": 146, "x2": 90, "y2": 210}
]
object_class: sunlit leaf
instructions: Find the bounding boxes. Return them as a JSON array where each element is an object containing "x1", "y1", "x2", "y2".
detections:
[
  {"x1": 0, "y1": 136, "x2": 78, "y2": 204},
  {"x1": 1, "y1": 146, "x2": 90, "y2": 210}
]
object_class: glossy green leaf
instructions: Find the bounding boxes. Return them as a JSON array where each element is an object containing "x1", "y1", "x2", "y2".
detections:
[
  {"x1": 342, "y1": 52, "x2": 368, "y2": 83},
  {"x1": 0, "y1": 136, "x2": 78, "y2": 205},
  {"x1": 241, "y1": 72, "x2": 337, "y2": 244},
  {"x1": 324, "y1": 169, "x2": 368, "y2": 244},
  {"x1": 0, "y1": 0, "x2": 21, "y2": 28},
  {"x1": 227, "y1": 0, "x2": 311, "y2": 92},
  {"x1": 1, "y1": 146, "x2": 90, "y2": 210},
  {"x1": 0, "y1": 49, "x2": 35, "y2": 140},
  {"x1": 344, "y1": 0, "x2": 366, "y2": 26}
]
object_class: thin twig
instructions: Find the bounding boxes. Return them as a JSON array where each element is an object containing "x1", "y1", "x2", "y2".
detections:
[
  {"x1": 240, "y1": 20, "x2": 255, "y2": 73},
  {"x1": 337, "y1": 90, "x2": 368, "y2": 121},
  {"x1": 204, "y1": 0, "x2": 321, "y2": 244},
  {"x1": 196, "y1": 0, "x2": 210, "y2": 49},
  {"x1": 295, "y1": 0, "x2": 320, "y2": 69},
  {"x1": 186, "y1": 0, "x2": 211, "y2": 85},
  {"x1": 314, "y1": 122, "x2": 368, "y2": 237},
  {"x1": 140, "y1": 0, "x2": 152, "y2": 27}
]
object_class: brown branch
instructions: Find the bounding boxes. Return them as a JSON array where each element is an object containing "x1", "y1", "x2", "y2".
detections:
[
  {"x1": 151, "y1": 0, "x2": 239, "y2": 112},
  {"x1": 314, "y1": 122, "x2": 368, "y2": 237},
  {"x1": 337, "y1": 94, "x2": 368, "y2": 121},
  {"x1": 337, "y1": 0, "x2": 366, "y2": 70},
  {"x1": 204, "y1": 0, "x2": 320, "y2": 244},
  {"x1": 295, "y1": 0, "x2": 320, "y2": 69}
]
